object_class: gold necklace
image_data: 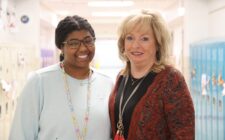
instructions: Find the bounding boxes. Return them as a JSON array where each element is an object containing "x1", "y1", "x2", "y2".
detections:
[
  {"x1": 61, "y1": 63, "x2": 91, "y2": 140},
  {"x1": 115, "y1": 74, "x2": 147, "y2": 139}
]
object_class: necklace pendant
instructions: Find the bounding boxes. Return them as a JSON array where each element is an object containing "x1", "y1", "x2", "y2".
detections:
[{"x1": 114, "y1": 130, "x2": 125, "y2": 140}]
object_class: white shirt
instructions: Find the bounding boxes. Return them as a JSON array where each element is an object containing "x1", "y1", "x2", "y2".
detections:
[{"x1": 9, "y1": 63, "x2": 114, "y2": 140}]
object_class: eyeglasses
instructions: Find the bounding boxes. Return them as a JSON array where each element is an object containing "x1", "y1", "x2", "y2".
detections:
[{"x1": 63, "y1": 37, "x2": 96, "y2": 49}]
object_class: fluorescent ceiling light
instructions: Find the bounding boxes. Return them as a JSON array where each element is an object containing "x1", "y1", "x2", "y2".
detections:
[
  {"x1": 177, "y1": 7, "x2": 185, "y2": 16},
  {"x1": 92, "y1": 11, "x2": 129, "y2": 17},
  {"x1": 88, "y1": 1, "x2": 134, "y2": 7}
]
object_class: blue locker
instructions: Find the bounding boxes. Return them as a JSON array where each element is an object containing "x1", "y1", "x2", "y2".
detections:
[
  {"x1": 217, "y1": 43, "x2": 225, "y2": 140},
  {"x1": 211, "y1": 46, "x2": 218, "y2": 140},
  {"x1": 190, "y1": 46, "x2": 197, "y2": 109},
  {"x1": 196, "y1": 46, "x2": 201, "y2": 140},
  {"x1": 191, "y1": 40, "x2": 225, "y2": 140},
  {"x1": 206, "y1": 46, "x2": 212, "y2": 140},
  {"x1": 223, "y1": 45, "x2": 225, "y2": 140},
  {"x1": 201, "y1": 46, "x2": 207, "y2": 140}
]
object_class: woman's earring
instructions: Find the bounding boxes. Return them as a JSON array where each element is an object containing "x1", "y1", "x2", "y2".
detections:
[{"x1": 60, "y1": 53, "x2": 64, "y2": 61}]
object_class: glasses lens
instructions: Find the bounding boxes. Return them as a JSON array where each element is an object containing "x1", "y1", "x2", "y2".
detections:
[
  {"x1": 83, "y1": 37, "x2": 95, "y2": 47},
  {"x1": 67, "y1": 40, "x2": 80, "y2": 48}
]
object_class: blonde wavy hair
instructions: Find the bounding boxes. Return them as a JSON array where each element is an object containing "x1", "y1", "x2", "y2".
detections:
[{"x1": 117, "y1": 9, "x2": 171, "y2": 75}]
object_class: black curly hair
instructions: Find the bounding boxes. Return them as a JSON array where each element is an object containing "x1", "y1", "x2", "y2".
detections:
[
  {"x1": 55, "y1": 15, "x2": 95, "y2": 61},
  {"x1": 55, "y1": 15, "x2": 95, "y2": 50}
]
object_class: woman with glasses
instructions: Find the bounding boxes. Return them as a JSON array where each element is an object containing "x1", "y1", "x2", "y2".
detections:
[
  {"x1": 10, "y1": 15, "x2": 113, "y2": 140},
  {"x1": 109, "y1": 10, "x2": 195, "y2": 140}
]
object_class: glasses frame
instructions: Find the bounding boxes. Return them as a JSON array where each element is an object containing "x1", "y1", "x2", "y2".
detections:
[{"x1": 62, "y1": 37, "x2": 96, "y2": 49}]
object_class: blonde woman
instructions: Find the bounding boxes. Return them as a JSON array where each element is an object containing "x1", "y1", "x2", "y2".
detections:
[{"x1": 109, "y1": 10, "x2": 195, "y2": 140}]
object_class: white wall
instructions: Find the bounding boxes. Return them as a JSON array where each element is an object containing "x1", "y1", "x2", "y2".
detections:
[
  {"x1": 208, "y1": 0, "x2": 225, "y2": 38},
  {"x1": 184, "y1": 0, "x2": 209, "y2": 44},
  {"x1": 183, "y1": 0, "x2": 209, "y2": 80},
  {"x1": 14, "y1": 0, "x2": 40, "y2": 47}
]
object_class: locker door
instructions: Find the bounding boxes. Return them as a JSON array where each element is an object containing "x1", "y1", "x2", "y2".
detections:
[
  {"x1": 206, "y1": 45, "x2": 212, "y2": 140},
  {"x1": 211, "y1": 46, "x2": 218, "y2": 140},
  {"x1": 217, "y1": 44, "x2": 225, "y2": 140}
]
